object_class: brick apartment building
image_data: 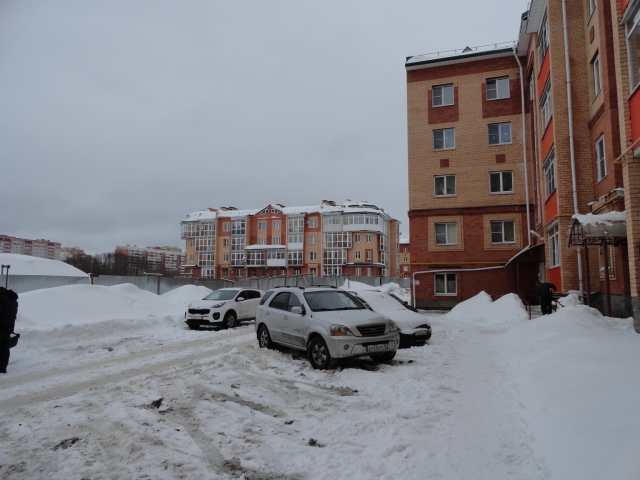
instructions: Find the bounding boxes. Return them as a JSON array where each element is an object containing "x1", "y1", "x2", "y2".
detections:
[
  {"x1": 180, "y1": 200, "x2": 400, "y2": 280},
  {"x1": 0, "y1": 235, "x2": 62, "y2": 260},
  {"x1": 406, "y1": 0, "x2": 640, "y2": 327},
  {"x1": 115, "y1": 245, "x2": 184, "y2": 274}
]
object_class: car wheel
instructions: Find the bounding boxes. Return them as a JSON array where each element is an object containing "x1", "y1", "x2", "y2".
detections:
[
  {"x1": 224, "y1": 311, "x2": 237, "y2": 329},
  {"x1": 370, "y1": 351, "x2": 396, "y2": 363},
  {"x1": 308, "y1": 337, "x2": 337, "y2": 370},
  {"x1": 258, "y1": 325, "x2": 274, "y2": 349}
]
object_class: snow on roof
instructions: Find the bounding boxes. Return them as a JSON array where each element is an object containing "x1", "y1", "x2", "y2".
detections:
[
  {"x1": 572, "y1": 212, "x2": 626, "y2": 225},
  {"x1": 406, "y1": 42, "x2": 516, "y2": 68},
  {"x1": 183, "y1": 200, "x2": 392, "y2": 222},
  {"x1": 0, "y1": 253, "x2": 89, "y2": 277}
]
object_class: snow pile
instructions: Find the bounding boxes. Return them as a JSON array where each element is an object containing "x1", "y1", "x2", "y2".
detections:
[
  {"x1": 0, "y1": 253, "x2": 88, "y2": 277},
  {"x1": 17, "y1": 283, "x2": 205, "y2": 332},
  {"x1": 447, "y1": 291, "x2": 528, "y2": 326},
  {"x1": 573, "y1": 211, "x2": 626, "y2": 225},
  {"x1": 503, "y1": 304, "x2": 639, "y2": 479},
  {"x1": 161, "y1": 284, "x2": 212, "y2": 309}
]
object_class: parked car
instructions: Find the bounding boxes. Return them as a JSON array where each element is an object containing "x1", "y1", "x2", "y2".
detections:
[
  {"x1": 185, "y1": 288, "x2": 263, "y2": 329},
  {"x1": 255, "y1": 286, "x2": 400, "y2": 370},
  {"x1": 350, "y1": 290, "x2": 431, "y2": 348}
]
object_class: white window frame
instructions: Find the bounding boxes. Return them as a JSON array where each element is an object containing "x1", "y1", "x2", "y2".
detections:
[
  {"x1": 433, "y1": 128, "x2": 455, "y2": 151},
  {"x1": 543, "y1": 149, "x2": 556, "y2": 198},
  {"x1": 273, "y1": 221, "x2": 281, "y2": 230},
  {"x1": 490, "y1": 171, "x2": 514, "y2": 194},
  {"x1": 435, "y1": 223, "x2": 457, "y2": 245},
  {"x1": 488, "y1": 122, "x2": 511, "y2": 145},
  {"x1": 626, "y1": 6, "x2": 640, "y2": 92},
  {"x1": 223, "y1": 222, "x2": 230, "y2": 232},
  {"x1": 258, "y1": 237, "x2": 266, "y2": 245},
  {"x1": 596, "y1": 135, "x2": 606, "y2": 181},
  {"x1": 589, "y1": 0, "x2": 596, "y2": 15},
  {"x1": 486, "y1": 77, "x2": 510, "y2": 100},
  {"x1": 309, "y1": 218, "x2": 317, "y2": 228},
  {"x1": 538, "y1": 12, "x2": 549, "y2": 63},
  {"x1": 223, "y1": 253, "x2": 229, "y2": 262},
  {"x1": 435, "y1": 273, "x2": 457, "y2": 295},
  {"x1": 223, "y1": 238, "x2": 229, "y2": 247},
  {"x1": 592, "y1": 53, "x2": 602, "y2": 96},
  {"x1": 366, "y1": 250, "x2": 373, "y2": 261},
  {"x1": 273, "y1": 236, "x2": 281, "y2": 245},
  {"x1": 310, "y1": 235, "x2": 317, "y2": 245},
  {"x1": 540, "y1": 80, "x2": 553, "y2": 128},
  {"x1": 366, "y1": 234, "x2": 372, "y2": 243},
  {"x1": 355, "y1": 251, "x2": 361, "y2": 260},
  {"x1": 490, "y1": 220, "x2": 516, "y2": 244},
  {"x1": 309, "y1": 251, "x2": 317, "y2": 261},
  {"x1": 549, "y1": 222, "x2": 560, "y2": 267},
  {"x1": 258, "y1": 221, "x2": 266, "y2": 231},
  {"x1": 354, "y1": 234, "x2": 361, "y2": 243},
  {"x1": 434, "y1": 175, "x2": 456, "y2": 197},
  {"x1": 433, "y1": 84, "x2": 454, "y2": 107}
]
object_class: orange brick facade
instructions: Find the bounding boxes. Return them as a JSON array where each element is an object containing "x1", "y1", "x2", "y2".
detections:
[{"x1": 406, "y1": 1, "x2": 640, "y2": 327}]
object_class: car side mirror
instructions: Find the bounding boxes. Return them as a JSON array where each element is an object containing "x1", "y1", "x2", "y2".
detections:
[
  {"x1": 237, "y1": 297, "x2": 245, "y2": 302},
  {"x1": 290, "y1": 306, "x2": 303, "y2": 314}
]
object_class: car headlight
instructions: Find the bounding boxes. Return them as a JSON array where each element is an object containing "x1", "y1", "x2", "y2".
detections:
[
  {"x1": 387, "y1": 319, "x2": 399, "y2": 333},
  {"x1": 211, "y1": 303, "x2": 225, "y2": 309},
  {"x1": 330, "y1": 324, "x2": 355, "y2": 336}
]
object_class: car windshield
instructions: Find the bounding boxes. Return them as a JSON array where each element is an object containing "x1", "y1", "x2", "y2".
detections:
[
  {"x1": 203, "y1": 290, "x2": 238, "y2": 301},
  {"x1": 357, "y1": 292, "x2": 408, "y2": 311},
  {"x1": 304, "y1": 291, "x2": 365, "y2": 312}
]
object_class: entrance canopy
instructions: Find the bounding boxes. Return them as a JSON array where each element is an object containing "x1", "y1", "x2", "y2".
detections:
[{"x1": 568, "y1": 212, "x2": 627, "y2": 247}]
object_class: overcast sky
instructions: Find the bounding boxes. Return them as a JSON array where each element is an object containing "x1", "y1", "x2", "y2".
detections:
[{"x1": 0, "y1": 0, "x2": 528, "y2": 254}]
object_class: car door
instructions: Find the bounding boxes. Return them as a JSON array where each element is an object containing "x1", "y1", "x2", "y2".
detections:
[
  {"x1": 282, "y1": 292, "x2": 307, "y2": 348},
  {"x1": 237, "y1": 290, "x2": 260, "y2": 320},
  {"x1": 264, "y1": 292, "x2": 289, "y2": 342}
]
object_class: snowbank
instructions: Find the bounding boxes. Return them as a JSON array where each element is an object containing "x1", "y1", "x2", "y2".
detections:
[
  {"x1": 0, "y1": 253, "x2": 88, "y2": 277},
  {"x1": 447, "y1": 291, "x2": 529, "y2": 326}
]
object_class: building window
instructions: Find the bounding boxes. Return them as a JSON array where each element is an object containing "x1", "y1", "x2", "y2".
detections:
[
  {"x1": 596, "y1": 135, "x2": 606, "y2": 181},
  {"x1": 189, "y1": 254, "x2": 194, "y2": 262},
  {"x1": 403, "y1": 256, "x2": 408, "y2": 262},
  {"x1": 355, "y1": 267, "x2": 361, "y2": 276},
  {"x1": 366, "y1": 234, "x2": 372, "y2": 243},
  {"x1": 589, "y1": 0, "x2": 596, "y2": 15},
  {"x1": 540, "y1": 80, "x2": 553, "y2": 128},
  {"x1": 367, "y1": 268, "x2": 372, "y2": 276},
  {"x1": 488, "y1": 122, "x2": 511, "y2": 145},
  {"x1": 549, "y1": 222, "x2": 560, "y2": 267},
  {"x1": 310, "y1": 267, "x2": 317, "y2": 276},
  {"x1": 223, "y1": 222, "x2": 230, "y2": 232},
  {"x1": 435, "y1": 223, "x2": 457, "y2": 245},
  {"x1": 435, "y1": 273, "x2": 456, "y2": 295},
  {"x1": 434, "y1": 175, "x2": 456, "y2": 196},
  {"x1": 538, "y1": 12, "x2": 549, "y2": 62},
  {"x1": 288, "y1": 250, "x2": 303, "y2": 266},
  {"x1": 433, "y1": 84, "x2": 454, "y2": 106},
  {"x1": 309, "y1": 218, "x2": 317, "y2": 228},
  {"x1": 310, "y1": 235, "x2": 317, "y2": 244},
  {"x1": 592, "y1": 53, "x2": 602, "y2": 96},
  {"x1": 273, "y1": 221, "x2": 281, "y2": 230},
  {"x1": 237, "y1": 269, "x2": 243, "y2": 277},
  {"x1": 223, "y1": 238, "x2": 229, "y2": 247},
  {"x1": 310, "y1": 251, "x2": 317, "y2": 261},
  {"x1": 433, "y1": 128, "x2": 455, "y2": 150},
  {"x1": 355, "y1": 251, "x2": 361, "y2": 260},
  {"x1": 490, "y1": 171, "x2": 513, "y2": 194},
  {"x1": 366, "y1": 250, "x2": 373, "y2": 261},
  {"x1": 354, "y1": 234, "x2": 361, "y2": 243},
  {"x1": 222, "y1": 268, "x2": 229, "y2": 277},
  {"x1": 223, "y1": 254, "x2": 229, "y2": 262},
  {"x1": 491, "y1": 220, "x2": 515, "y2": 244},
  {"x1": 273, "y1": 236, "x2": 281, "y2": 245},
  {"x1": 258, "y1": 221, "x2": 266, "y2": 230},
  {"x1": 626, "y1": 7, "x2": 640, "y2": 91},
  {"x1": 543, "y1": 149, "x2": 556, "y2": 198},
  {"x1": 486, "y1": 77, "x2": 509, "y2": 100},
  {"x1": 258, "y1": 237, "x2": 266, "y2": 245}
]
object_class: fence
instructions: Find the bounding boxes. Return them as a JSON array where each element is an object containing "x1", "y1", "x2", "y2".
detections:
[{"x1": 0, "y1": 273, "x2": 410, "y2": 296}]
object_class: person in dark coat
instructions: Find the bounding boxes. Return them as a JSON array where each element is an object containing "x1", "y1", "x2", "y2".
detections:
[
  {"x1": 536, "y1": 280, "x2": 557, "y2": 315},
  {"x1": 0, "y1": 287, "x2": 19, "y2": 373}
]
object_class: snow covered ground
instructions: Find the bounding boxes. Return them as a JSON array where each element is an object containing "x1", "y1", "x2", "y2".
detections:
[{"x1": 1, "y1": 282, "x2": 639, "y2": 479}]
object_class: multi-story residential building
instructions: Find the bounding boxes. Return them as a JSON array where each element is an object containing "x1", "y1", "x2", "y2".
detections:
[
  {"x1": 406, "y1": 0, "x2": 640, "y2": 327},
  {"x1": 180, "y1": 200, "x2": 400, "y2": 280},
  {"x1": 406, "y1": 43, "x2": 537, "y2": 309},
  {"x1": 115, "y1": 245, "x2": 184, "y2": 274},
  {"x1": 0, "y1": 235, "x2": 62, "y2": 260},
  {"x1": 399, "y1": 237, "x2": 411, "y2": 278}
]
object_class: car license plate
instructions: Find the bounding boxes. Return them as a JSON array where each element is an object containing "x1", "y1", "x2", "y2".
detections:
[
  {"x1": 415, "y1": 330, "x2": 428, "y2": 337},
  {"x1": 367, "y1": 343, "x2": 387, "y2": 352}
]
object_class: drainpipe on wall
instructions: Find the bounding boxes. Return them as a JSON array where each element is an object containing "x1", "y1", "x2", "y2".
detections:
[
  {"x1": 513, "y1": 46, "x2": 532, "y2": 249},
  {"x1": 561, "y1": 0, "x2": 585, "y2": 299}
]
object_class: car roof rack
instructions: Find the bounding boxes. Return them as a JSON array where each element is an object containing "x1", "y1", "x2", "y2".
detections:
[{"x1": 272, "y1": 285, "x2": 306, "y2": 290}]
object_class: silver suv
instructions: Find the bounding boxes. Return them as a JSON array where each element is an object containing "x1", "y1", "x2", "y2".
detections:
[{"x1": 255, "y1": 286, "x2": 400, "y2": 369}]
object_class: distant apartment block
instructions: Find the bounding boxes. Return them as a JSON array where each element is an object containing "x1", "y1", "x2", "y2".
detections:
[
  {"x1": 180, "y1": 200, "x2": 400, "y2": 280},
  {"x1": 0, "y1": 235, "x2": 62, "y2": 260},
  {"x1": 115, "y1": 245, "x2": 184, "y2": 273}
]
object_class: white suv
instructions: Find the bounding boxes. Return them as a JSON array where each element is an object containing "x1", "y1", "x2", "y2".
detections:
[
  {"x1": 255, "y1": 286, "x2": 399, "y2": 369},
  {"x1": 185, "y1": 288, "x2": 263, "y2": 329}
]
